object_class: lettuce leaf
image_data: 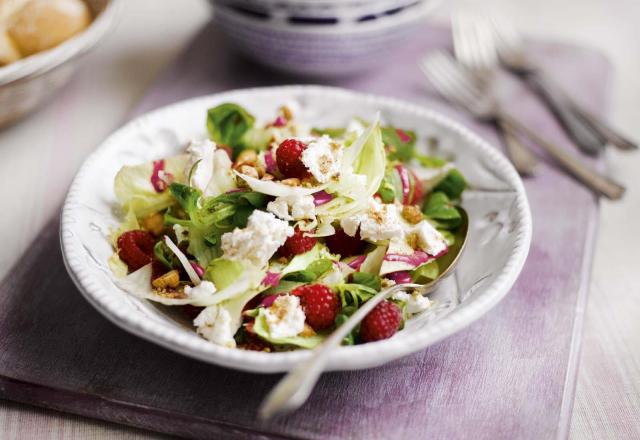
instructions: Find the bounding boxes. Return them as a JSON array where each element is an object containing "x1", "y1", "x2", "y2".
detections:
[
  {"x1": 254, "y1": 308, "x2": 324, "y2": 349},
  {"x1": 114, "y1": 154, "x2": 188, "y2": 219},
  {"x1": 204, "y1": 258, "x2": 245, "y2": 290}
]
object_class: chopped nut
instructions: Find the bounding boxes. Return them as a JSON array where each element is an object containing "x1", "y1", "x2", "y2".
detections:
[
  {"x1": 261, "y1": 173, "x2": 275, "y2": 181},
  {"x1": 235, "y1": 149, "x2": 258, "y2": 167},
  {"x1": 281, "y1": 178, "x2": 301, "y2": 187},
  {"x1": 299, "y1": 323, "x2": 317, "y2": 337},
  {"x1": 402, "y1": 205, "x2": 424, "y2": 224},
  {"x1": 254, "y1": 163, "x2": 266, "y2": 178},
  {"x1": 280, "y1": 105, "x2": 293, "y2": 121},
  {"x1": 239, "y1": 164, "x2": 259, "y2": 179},
  {"x1": 142, "y1": 212, "x2": 165, "y2": 236},
  {"x1": 152, "y1": 270, "x2": 180, "y2": 289},
  {"x1": 300, "y1": 177, "x2": 316, "y2": 187}
]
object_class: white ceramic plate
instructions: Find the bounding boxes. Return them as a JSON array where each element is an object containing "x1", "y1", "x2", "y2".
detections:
[{"x1": 61, "y1": 86, "x2": 532, "y2": 373}]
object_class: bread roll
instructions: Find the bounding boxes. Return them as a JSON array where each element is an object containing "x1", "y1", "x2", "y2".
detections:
[
  {"x1": 0, "y1": 0, "x2": 29, "y2": 22},
  {"x1": 7, "y1": 0, "x2": 91, "y2": 57},
  {"x1": 0, "y1": 27, "x2": 21, "y2": 65}
]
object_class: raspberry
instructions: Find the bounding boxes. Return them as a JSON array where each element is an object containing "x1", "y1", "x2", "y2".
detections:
[
  {"x1": 276, "y1": 138, "x2": 310, "y2": 178},
  {"x1": 292, "y1": 284, "x2": 340, "y2": 330},
  {"x1": 182, "y1": 305, "x2": 204, "y2": 320},
  {"x1": 117, "y1": 230, "x2": 155, "y2": 272},
  {"x1": 279, "y1": 227, "x2": 317, "y2": 258},
  {"x1": 151, "y1": 259, "x2": 169, "y2": 280},
  {"x1": 324, "y1": 227, "x2": 365, "y2": 257},
  {"x1": 359, "y1": 300, "x2": 402, "y2": 342}
]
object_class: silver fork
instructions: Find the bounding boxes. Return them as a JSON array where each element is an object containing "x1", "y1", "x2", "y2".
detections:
[
  {"x1": 452, "y1": 13, "x2": 539, "y2": 175},
  {"x1": 491, "y1": 17, "x2": 637, "y2": 153},
  {"x1": 258, "y1": 282, "x2": 423, "y2": 420},
  {"x1": 421, "y1": 51, "x2": 625, "y2": 200}
]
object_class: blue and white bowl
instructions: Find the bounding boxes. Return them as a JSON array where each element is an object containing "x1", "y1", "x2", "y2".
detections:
[{"x1": 211, "y1": 0, "x2": 440, "y2": 76}]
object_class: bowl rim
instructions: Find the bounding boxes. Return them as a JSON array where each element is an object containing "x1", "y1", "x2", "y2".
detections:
[
  {"x1": 0, "y1": 0, "x2": 122, "y2": 86},
  {"x1": 60, "y1": 85, "x2": 532, "y2": 373},
  {"x1": 213, "y1": 0, "x2": 441, "y2": 35}
]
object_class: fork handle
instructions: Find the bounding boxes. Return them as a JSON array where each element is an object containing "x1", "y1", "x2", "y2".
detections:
[
  {"x1": 500, "y1": 112, "x2": 625, "y2": 200},
  {"x1": 496, "y1": 118, "x2": 539, "y2": 175},
  {"x1": 522, "y1": 70, "x2": 605, "y2": 156},
  {"x1": 570, "y1": 104, "x2": 638, "y2": 151}
]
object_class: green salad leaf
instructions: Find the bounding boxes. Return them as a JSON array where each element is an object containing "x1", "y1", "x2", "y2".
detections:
[
  {"x1": 423, "y1": 191, "x2": 462, "y2": 229},
  {"x1": 207, "y1": 103, "x2": 254, "y2": 152},
  {"x1": 284, "y1": 258, "x2": 333, "y2": 283},
  {"x1": 166, "y1": 184, "x2": 268, "y2": 265},
  {"x1": 377, "y1": 166, "x2": 402, "y2": 203},
  {"x1": 204, "y1": 258, "x2": 246, "y2": 290},
  {"x1": 170, "y1": 182, "x2": 201, "y2": 216},
  {"x1": 253, "y1": 308, "x2": 325, "y2": 349},
  {"x1": 334, "y1": 306, "x2": 358, "y2": 345},
  {"x1": 382, "y1": 126, "x2": 417, "y2": 162},
  {"x1": 411, "y1": 260, "x2": 439, "y2": 283},
  {"x1": 154, "y1": 241, "x2": 180, "y2": 270},
  {"x1": 434, "y1": 169, "x2": 466, "y2": 200},
  {"x1": 114, "y1": 154, "x2": 188, "y2": 219},
  {"x1": 350, "y1": 272, "x2": 381, "y2": 291}
]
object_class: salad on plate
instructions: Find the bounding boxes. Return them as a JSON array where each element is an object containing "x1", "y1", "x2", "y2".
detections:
[{"x1": 109, "y1": 102, "x2": 467, "y2": 351}]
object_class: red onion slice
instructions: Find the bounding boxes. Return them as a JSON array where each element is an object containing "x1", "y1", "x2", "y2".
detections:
[
  {"x1": 384, "y1": 250, "x2": 432, "y2": 267},
  {"x1": 346, "y1": 255, "x2": 366, "y2": 271},
  {"x1": 312, "y1": 190, "x2": 333, "y2": 206},
  {"x1": 190, "y1": 262, "x2": 205, "y2": 278},
  {"x1": 396, "y1": 164, "x2": 411, "y2": 205},
  {"x1": 151, "y1": 160, "x2": 173, "y2": 193},
  {"x1": 264, "y1": 149, "x2": 277, "y2": 174},
  {"x1": 396, "y1": 129, "x2": 412, "y2": 143},
  {"x1": 261, "y1": 271, "x2": 281, "y2": 287},
  {"x1": 259, "y1": 294, "x2": 279, "y2": 308},
  {"x1": 273, "y1": 116, "x2": 287, "y2": 127},
  {"x1": 386, "y1": 271, "x2": 412, "y2": 284}
]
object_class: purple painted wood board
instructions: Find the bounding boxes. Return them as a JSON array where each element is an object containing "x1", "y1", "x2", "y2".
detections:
[{"x1": 0, "y1": 23, "x2": 610, "y2": 439}]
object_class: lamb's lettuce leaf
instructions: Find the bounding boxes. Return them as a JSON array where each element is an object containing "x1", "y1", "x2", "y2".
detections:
[
  {"x1": 423, "y1": 191, "x2": 462, "y2": 229},
  {"x1": 206, "y1": 103, "x2": 272, "y2": 157},
  {"x1": 434, "y1": 169, "x2": 466, "y2": 200}
]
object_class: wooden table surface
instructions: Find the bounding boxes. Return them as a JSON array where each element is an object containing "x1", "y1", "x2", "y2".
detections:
[{"x1": 1, "y1": 0, "x2": 638, "y2": 439}]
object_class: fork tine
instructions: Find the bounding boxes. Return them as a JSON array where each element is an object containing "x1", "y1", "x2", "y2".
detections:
[
  {"x1": 421, "y1": 52, "x2": 483, "y2": 111},
  {"x1": 452, "y1": 12, "x2": 498, "y2": 74},
  {"x1": 430, "y1": 52, "x2": 484, "y2": 102},
  {"x1": 489, "y1": 17, "x2": 523, "y2": 58},
  {"x1": 423, "y1": 53, "x2": 477, "y2": 106}
]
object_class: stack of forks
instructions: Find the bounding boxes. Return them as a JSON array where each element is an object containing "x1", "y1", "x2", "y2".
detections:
[{"x1": 421, "y1": 14, "x2": 634, "y2": 200}]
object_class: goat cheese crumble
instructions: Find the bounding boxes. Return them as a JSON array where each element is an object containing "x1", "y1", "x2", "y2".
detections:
[
  {"x1": 267, "y1": 193, "x2": 316, "y2": 221},
  {"x1": 392, "y1": 290, "x2": 431, "y2": 315},
  {"x1": 301, "y1": 135, "x2": 343, "y2": 183},
  {"x1": 184, "y1": 139, "x2": 235, "y2": 197},
  {"x1": 193, "y1": 305, "x2": 236, "y2": 348},
  {"x1": 184, "y1": 280, "x2": 216, "y2": 298},
  {"x1": 221, "y1": 210, "x2": 294, "y2": 268},
  {"x1": 263, "y1": 295, "x2": 306, "y2": 338},
  {"x1": 341, "y1": 199, "x2": 404, "y2": 242},
  {"x1": 412, "y1": 220, "x2": 448, "y2": 256}
]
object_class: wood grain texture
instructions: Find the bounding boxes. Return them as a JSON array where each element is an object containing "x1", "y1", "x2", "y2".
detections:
[{"x1": 0, "y1": 23, "x2": 611, "y2": 440}]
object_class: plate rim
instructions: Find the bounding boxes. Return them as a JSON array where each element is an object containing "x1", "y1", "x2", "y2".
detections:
[{"x1": 60, "y1": 85, "x2": 532, "y2": 373}]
